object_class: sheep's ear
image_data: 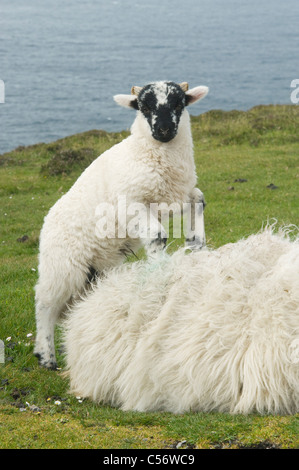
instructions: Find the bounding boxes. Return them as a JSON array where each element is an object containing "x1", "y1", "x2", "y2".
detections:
[
  {"x1": 185, "y1": 86, "x2": 209, "y2": 106},
  {"x1": 113, "y1": 94, "x2": 139, "y2": 110}
]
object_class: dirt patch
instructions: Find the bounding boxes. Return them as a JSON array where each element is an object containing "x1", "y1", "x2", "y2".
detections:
[
  {"x1": 212, "y1": 439, "x2": 281, "y2": 449},
  {"x1": 238, "y1": 439, "x2": 281, "y2": 449}
]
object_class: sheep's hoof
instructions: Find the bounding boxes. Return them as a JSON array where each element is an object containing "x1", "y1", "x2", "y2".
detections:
[
  {"x1": 150, "y1": 234, "x2": 167, "y2": 250},
  {"x1": 147, "y1": 234, "x2": 167, "y2": 258},
  {"x1": 34, "y1": 352, "x2": 58, "y2": 370},
  {"x1": 185, "y1": 236, "x2": 205, "y2": 251}
]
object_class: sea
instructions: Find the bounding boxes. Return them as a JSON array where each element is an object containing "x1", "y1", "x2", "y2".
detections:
[{"x1": 0, "y1": 0, "x2": 298, "y2": 154}]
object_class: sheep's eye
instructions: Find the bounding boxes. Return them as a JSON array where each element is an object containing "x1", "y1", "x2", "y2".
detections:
[
  {"x1": 142, "y1": 105, "x2": 151, "y2": 115},
  {"x1": 175, "y1": 104, "x2": 182, "y2": 112}
]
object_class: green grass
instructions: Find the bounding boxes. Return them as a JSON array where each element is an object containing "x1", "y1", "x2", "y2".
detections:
[{"x1": 0, "y1": 104, "x2": 299, "y2": 449}]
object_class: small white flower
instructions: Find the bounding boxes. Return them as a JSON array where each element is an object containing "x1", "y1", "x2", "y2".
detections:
[
  {"x1": 54, "y1": 400, "x2": 61, "y2": 405},
  {"x1": 26, "y1": 333, "x2": 33, "y2": 338},
  {"x1": 31, "y1": 268, "x2": 36, "y2": 272},
  {"x1": 6, "y1": 337, "x2": 11, "y2": 341}
]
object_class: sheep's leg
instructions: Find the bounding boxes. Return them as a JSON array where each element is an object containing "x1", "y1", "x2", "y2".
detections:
[
  {"x1": 145, "y1": 210, "x2": 168, "y2": 258},
  {"x1": 34, "y1": 259, "x2": 87, "y2": 369},
  {"x1": 128, "y1": 205, "x2": 167, "y2": 258},
  {"x1": 185, "y1": 188, "x2": 206, "y2": 250},
  {"x1": 146, "y1": 230, "x2": 168, "y2": 258},
  {"x1": 34, "y1": 301, "x2": 61, "y2": 370}
]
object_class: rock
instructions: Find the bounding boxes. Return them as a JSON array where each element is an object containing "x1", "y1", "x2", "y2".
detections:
[
  {"x1": 176, "y1": 440, "x2": 187, "y2": 449},
  {"x1": 28, "y1": 404, "x2": 41, "y2": 413},
  {"x1": 17, "y1": 235, "x2": 29, "y2": 243}
]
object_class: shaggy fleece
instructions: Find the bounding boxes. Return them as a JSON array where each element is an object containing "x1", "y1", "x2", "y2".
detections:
[{"x1": 63, "y1": 227, "x2": 299, "y2": 414}]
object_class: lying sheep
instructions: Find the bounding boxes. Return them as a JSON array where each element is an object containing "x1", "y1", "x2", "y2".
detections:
[
  {"x1": 34, "y1": 81, "x2": 209, "y2": 369},
  {"x1": 63, "y1": 227, "x2": 299, "y2": 415}
]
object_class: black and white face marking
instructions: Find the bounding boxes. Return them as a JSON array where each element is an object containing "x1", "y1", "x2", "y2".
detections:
[
  {"x1": 137, "y1": 81, "x2": 187, "y2": 143},
  {"x1": 114, "y1": 81, "x2": 209, "y2": 142}
]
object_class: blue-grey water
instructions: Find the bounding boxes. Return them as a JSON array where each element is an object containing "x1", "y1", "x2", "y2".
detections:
[{"x1": 1, "y1": 0, "x2": 298, "y2": 154}]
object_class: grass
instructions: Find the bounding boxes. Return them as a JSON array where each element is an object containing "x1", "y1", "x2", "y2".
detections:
[{"x1": 0, "y1": 104, "x2": 299, "y2": 449}]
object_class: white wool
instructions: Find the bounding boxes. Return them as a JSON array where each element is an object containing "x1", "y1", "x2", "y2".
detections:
[{"x1": 63, "y1": 227, "x2": 299, "y2": 415}]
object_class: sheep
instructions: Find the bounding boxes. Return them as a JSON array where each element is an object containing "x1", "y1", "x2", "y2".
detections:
[
  {"x1": 34, "y1": 80, "x2": 209, "y2": 369},
  {"x1": 63, "y1": 226, "x2": 299, "y2": 415}
]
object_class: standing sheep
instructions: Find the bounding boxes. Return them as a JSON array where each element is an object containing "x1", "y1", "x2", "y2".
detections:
[
  {"x1": 34, "y1": 80, "x2": 209, "y2": 369},
  {"x1": 63, "y1": 227, "x2": 299, "y2": 415}
]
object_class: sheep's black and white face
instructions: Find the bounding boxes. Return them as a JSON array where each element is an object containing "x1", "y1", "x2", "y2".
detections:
[
  {"x1": 114, "y1": 81, "x2": 209, "y2": 143},
  {"x1": 136, "y1": 82, "x2": 186, "y2": 143}
]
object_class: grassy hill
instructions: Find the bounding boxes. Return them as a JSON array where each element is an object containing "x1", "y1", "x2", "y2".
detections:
[{"x1": 0, "y1": 105, "x2": 298, "y2": 449}]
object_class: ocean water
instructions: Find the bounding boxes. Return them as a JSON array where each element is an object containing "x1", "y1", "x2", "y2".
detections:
[{"x1": 1, "y1": 0, "x2": 298, "y2": 154}]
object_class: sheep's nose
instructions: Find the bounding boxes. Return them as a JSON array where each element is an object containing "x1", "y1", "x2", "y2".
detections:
[{"x1": 159, "y1": 127, "x2": 169, "y2": 136}]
